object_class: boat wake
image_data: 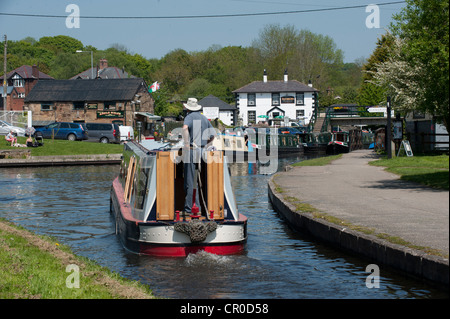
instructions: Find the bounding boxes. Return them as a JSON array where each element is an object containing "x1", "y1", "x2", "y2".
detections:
[{"x1": 184, "y1": 250, "x2": 232, "y2": 266}]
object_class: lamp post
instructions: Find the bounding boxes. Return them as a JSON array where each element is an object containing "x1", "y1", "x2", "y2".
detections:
[{"x1": 76, "y1": 50, "x2": 93, "y2": 79}]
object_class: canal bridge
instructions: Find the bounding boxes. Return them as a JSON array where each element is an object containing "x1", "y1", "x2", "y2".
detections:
[{"x1": 311, "y1": 105, "x2": 392, "y2": 132}]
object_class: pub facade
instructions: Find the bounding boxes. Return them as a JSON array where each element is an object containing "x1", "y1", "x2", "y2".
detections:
[{"x1": 24, "y1": 78, "x2": 154, "y2": 127}]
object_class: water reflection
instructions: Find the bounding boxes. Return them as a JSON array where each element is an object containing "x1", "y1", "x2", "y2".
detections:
[{"x1": 0, "y1": 161, "x2": 447, "y2": 299}]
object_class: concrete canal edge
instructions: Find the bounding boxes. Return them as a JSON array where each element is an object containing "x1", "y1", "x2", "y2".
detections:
[
  {"x1": 0, "y1": 153, "x2": 122, "y2": 167},
  {"x1": 267, "y1": 178, "x2": 449, "y2": 288}
]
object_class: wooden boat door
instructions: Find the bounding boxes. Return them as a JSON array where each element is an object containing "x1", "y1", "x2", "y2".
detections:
[
  {"x1": 207, "y1": 151, "x2": 224, "y2": 219},
  {"x1": 156, "y1": 151, "x2": 175, "y2": 220}
]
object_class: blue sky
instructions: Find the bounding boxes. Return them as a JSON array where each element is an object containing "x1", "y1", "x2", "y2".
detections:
[{"x1": 0, "y1": 0, "x2": 406, "y2": 63}]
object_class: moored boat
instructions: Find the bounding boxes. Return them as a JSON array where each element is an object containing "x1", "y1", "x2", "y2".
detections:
[
  {"x1": 326, "y1": 131, "x2": 350, "y2": 154},
  {"x1": 110, "y1": 140, "x2": 247, "y2": 257},
  {"x1": 251, "y1": 128, "x2": 303, "y2": 158},
  {"x1": 300, "y1": 132, "x2": 331, "y2": 154}
]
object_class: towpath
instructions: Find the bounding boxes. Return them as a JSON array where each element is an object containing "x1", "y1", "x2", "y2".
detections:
[
  {"x1": 273, "y1": 149, "x2": 449, "y2": 256},
  {"x1": 270, "y1": 149, "x2": 449, "y2": 285}
]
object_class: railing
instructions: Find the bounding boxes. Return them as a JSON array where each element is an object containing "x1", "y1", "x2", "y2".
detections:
[
  {"x1": 307, "y1": 107, "x2": 318, "y2": 133},
  {"x1": 0, "y1": 111, "x2": 28, "y2": 128},
  {"x1": 320, "y1": 108, "x2": 332, "y2": 132},
  {"x1": 327, "y1": 111, "x2": 385, "y2": 118}
]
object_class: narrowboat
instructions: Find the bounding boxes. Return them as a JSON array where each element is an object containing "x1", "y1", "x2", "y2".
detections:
[
  {"x1": 110, "y1": 140, "x2": 247, "y2": 257},
  {"x1": 250, "y1": 128, "x2": 304, "y2": 158},
  {"x1": 301, "y1": 132, "x2": 331, "y2": 154},
  {"x1": 326, "y1": 131, "x2": 350, "y2": 154}
]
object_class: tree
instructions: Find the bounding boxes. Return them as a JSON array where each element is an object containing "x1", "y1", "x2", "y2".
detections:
[
  {"x1": 37, "y1": 35, "x2": 83, "y2": 53},
  {"x1": 252, "y1": 24, "x2": 344, "y2": 90},
  {"x1": 370, "y1": 37, "x2": 428, "y2": 117},
  {"x1": 388, "y1": 0, "x2": 449, "y2": 132},
  {"x1": 154, "y1": 49, "x2": 193, "y2": 94}
]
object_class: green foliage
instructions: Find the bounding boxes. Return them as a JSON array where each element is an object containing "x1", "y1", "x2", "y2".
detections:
[
  {"x1": 38, "y1": 35, "x2": 83, "y2": 53},
  {"x1": 292, "y1": 154, "x2": 343, "y2": 166},
  {"x1": 382, "y1": 0, "x2": 449, "y2": 131},
  {"x1": 1, "y1": 26, "x2": 365, "y2": 109},
  {"x1": 358, "y1": 82, "x2": 385, "y2": 106}
]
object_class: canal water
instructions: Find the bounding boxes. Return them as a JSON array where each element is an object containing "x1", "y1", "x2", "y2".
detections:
[{"x1": 0, "y1": 156, "x2": 447, "y2": 299}]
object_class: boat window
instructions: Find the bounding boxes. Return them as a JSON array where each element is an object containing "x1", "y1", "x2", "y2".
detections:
[{"x1": 134, "y1": 163, "x2": 149, "y2": 210}]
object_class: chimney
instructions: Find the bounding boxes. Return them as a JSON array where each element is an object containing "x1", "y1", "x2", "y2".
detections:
[
  {"x1": 284, "y1": 69, "x2": 288, "y2": 82},
  {"x1": 263, "y1": 69, "x2": 267, "y2": 83},
  {"x1": 32, "y1": 65, "x2": 39, "y2": 78},
  {"x1": 99, "y1": 59, "x2": 108, "y2": 70},
  {"x1": 308, "y1": 80, "x2": 313, "y2": 88}
]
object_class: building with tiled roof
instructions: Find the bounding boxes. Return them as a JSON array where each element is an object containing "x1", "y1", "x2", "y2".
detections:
[
  {"x1": 0, "y1": 65, "x2": 53, "y2": 111},
  {"x1": 70, "y1": 59, "x2": 134, "y2": 80},
  {"x1": 198, "y1": 95, "x2": 237, "y2": 126},
  {"x1": 233, "y1": 69, "x2": 318, "y2": 126},
  {"x1": 24, "y1": 78, "x2": 154, "y2": 128}
]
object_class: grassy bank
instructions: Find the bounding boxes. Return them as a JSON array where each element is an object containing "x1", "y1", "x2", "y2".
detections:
[
  {"x1": 369, "y1": 154, "x2": 449, "y2": 190},
  {"x1": 1, "y1": 137, "x2": 123, "y2": 156},
  {"x1": 0, "y1": 219, "x2": 154, "y2": 299},
  {"x1": 291, "y1": 154, "x2": 343, "y2": 167}
]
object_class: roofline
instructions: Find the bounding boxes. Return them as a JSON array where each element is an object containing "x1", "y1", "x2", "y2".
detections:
[{"x1": 232, "y1": 80, "x2": 319, "y2": 93}]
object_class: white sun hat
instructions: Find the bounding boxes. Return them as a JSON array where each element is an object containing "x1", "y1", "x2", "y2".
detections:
[{"x1": 183, "y1": 97, "x2": 202, "y2": 111}]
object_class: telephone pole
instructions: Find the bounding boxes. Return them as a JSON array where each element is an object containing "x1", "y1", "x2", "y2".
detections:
[{"x1": 2, "y1": 34, "x2": 7, "y2": 110}]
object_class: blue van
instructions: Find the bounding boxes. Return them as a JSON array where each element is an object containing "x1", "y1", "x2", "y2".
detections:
[{"x1": 34, "y1": 122, "x2": 88, "y2": 141}]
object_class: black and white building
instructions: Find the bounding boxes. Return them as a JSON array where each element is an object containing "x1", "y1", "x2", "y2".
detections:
[{"x1": 233, "y1": 70, "x2": 319, "y2": 126}]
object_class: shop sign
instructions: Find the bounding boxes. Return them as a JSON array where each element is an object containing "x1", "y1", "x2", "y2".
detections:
[
  {"x1": 281, "y1": 96, "x2": 295, "y2": 104},
  {"x1": 97, "y1": 110, "x2": 124, "y2": 118}
]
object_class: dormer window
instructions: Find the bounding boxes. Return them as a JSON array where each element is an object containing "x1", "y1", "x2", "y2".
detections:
[{"x1": 12, "y1": 74, "x2": 25, "y2": 87}]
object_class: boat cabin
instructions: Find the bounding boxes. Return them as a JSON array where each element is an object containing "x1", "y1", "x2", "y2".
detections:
[{"x1": 118, "y1": 141, "x2": 239, "y2": 222}]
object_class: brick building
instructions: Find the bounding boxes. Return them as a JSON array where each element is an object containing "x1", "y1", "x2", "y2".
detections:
[
  {"x1": 1, "y1": 65, "x2": 53, "y2": 111},
  {"x1": 24, "y1": 78, "x2": 154, "y2": 127}
]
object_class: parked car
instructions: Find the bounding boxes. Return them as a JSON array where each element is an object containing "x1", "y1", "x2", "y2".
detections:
[
  {"x1": 34, "y1": 122, "x2": 88, "y2": 141},
  {"x1": 278, "y1": 127, "x2": 302, "y2": 135},
  {"x1": 85, "y1": 122, "x2": 120, "y2": 143},
  {"x1": 0, "y1": 120, "x2": 26, "y2": 136}
]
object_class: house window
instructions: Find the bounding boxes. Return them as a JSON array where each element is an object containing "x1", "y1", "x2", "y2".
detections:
[
  {"x1": 104, "y1": 101, "x2": 116, "y2": 110},
  {"x1": 296, "y1": 110, "x2": 305, "y2": 119},
  {"x1": 296, "y1": 93, "x2": 304, "y2": 105},
  {"x1": 272, "y1": 93, "x2": 280, "y2": 106},
  {"x1": 248, "y1": 111, "x2": 256, "y2": 124},
  {"x1": 73, "y1": 102, "x2": 85, "y2": 110},
  {"x1": 41, "y1": 103, "x2": 53, "y2": 111},
  {"x1": 247, "y1": 93, "x2": 256, "y2": 106},
  {"x1": 12, "y1": 74, "x2": 25, "y2": 87},
  {"x1": 17, "y1": 93, "x2": 25, "y2": 98}
]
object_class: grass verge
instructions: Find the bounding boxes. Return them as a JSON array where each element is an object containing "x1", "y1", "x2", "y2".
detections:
[
  {"x1": 369, "y1": 154, "x2": 449, "y2": 190},
  {"x1": 291, "y1": 154, "x2": 343, "y2": 166},
  {"x1": 1, "y1": 136, "x2": 123, "y2": 156},
  {"x1": 0, "y1": 218, "x2": 154, "y2": 299}
]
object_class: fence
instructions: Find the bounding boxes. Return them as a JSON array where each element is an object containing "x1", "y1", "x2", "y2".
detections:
[
  {"x1": 0, "y1": 111, "x2": 29, "y2": 128},
  {"x1": 406, "y1": 132, "x2": 449, "y2": 153}
]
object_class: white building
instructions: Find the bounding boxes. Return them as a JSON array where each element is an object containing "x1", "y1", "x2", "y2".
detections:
[
  {"x1": 198, "y1": 95, "x2": 237, "y2": 126},
  {"x1": 233, "y1": 70, "x2": 318, "y2": 126}
]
